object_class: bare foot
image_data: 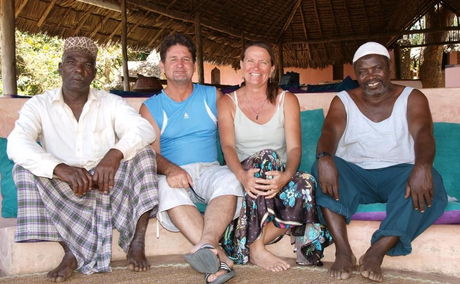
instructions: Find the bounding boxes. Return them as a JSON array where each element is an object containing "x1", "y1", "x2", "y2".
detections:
[
  {"x1": 359, "y1": 254, "x2": 384, "y2": 282},
  {"x1": 249, "y1": 243, "x2": 290, "y2": 272},
  {"x1": 127, "y1": 238, "x2": 150, "y2": 272},
  {"x1": 205, "y1": 261, "x2": 234, "y2": 283},
  {"x1": 47, "y1": 251, "x2": 77, "y2": 282},
  {"x1": 205, "y1": 247, "x2": 234, "y2": 282},
  {"x1": 329, "y1": 253, "x2": 356, "y2": 280}
]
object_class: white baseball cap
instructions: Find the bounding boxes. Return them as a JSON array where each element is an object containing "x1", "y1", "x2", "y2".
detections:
[{"x1": 352, "y1": 42, "x2": 390, "y2": 63}]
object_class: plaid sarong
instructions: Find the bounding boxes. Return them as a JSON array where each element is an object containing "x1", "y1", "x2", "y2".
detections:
[{"x1": 14, "y1": 147, "x2": 158, "y2": 274}]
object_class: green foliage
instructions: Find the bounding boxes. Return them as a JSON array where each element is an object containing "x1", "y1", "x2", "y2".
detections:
[
  {"x1": 13, "y1": 31, "x2": 148, "y2": 95},
  {"x1": 15, "y1": 31, "x2": 63, "y2": 95}
]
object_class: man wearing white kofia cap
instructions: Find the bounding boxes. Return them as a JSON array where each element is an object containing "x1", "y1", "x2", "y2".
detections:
[
  {"x1": 8, "y1": 37, "x2": 159, "y2": 281},
  {"x1": 311, "y1": 41, "x2": 447, "y2": 282}
]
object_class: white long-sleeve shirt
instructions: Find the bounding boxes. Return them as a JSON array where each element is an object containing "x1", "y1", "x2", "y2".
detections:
[{"x1": 7, "y1": 88, "x2": 156, "y2": 178}]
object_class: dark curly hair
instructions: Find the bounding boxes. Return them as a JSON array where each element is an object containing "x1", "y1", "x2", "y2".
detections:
[{"x1": 160, "y1": 33, "x2": 196, "y2": 63}]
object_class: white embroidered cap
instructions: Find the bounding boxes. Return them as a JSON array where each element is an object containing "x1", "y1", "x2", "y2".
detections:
[
  {"x1": 352, "y1": 42, "x2": 390, "y2": 63},
  {"x1": 63, "y1": 37, "x2": 98, "y2": 60}
]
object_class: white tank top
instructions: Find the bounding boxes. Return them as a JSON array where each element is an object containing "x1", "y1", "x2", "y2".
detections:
[
  {"x1": 335, "y1": 87, "x2": 415, "y2": 169},
  {"x1": 230, "y1": 91, "x2": 287, "y2": 162}
]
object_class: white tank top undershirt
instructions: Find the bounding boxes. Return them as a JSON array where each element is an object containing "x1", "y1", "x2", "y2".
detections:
[
  {"x1": 335, "y1": 87, "x2": 415, "y2": 169},
  {"x1": 229, "y1": 91, "x2": 287, "y2": 163}
]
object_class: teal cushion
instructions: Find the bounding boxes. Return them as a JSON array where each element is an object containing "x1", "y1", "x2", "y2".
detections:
[
  {"x1": 0, "y1": 138, "x2": 17, "y2": 218},
  {"x1": 298, "y1": 109, "x2": 325, "y2": 173},
  {"x1": 433, "y1": 122, "x2": 460, "y2": 200}
]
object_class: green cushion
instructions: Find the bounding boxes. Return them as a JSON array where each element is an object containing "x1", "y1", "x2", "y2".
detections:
[
  {"x1": 433, "y1": 122, "x2": 460, "y2": 200},
  {"x1": 0, "y1": 138, "x2": 17, "y2": 218},
  {"x1": 298, "y1": 109, "x2": 325, "y2": 173}
]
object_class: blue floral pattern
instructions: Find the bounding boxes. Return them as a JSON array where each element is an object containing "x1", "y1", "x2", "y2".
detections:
[{"x1": 222, "y1": 149, "x2": 332, "y2": 265}]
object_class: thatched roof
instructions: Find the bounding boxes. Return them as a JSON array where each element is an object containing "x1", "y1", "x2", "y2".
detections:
[{"x1": 14, "y1": 0, "x2": 460, "y2": 69}]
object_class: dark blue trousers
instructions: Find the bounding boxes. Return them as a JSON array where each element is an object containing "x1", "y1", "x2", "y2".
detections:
[{"x1": 312, "y1": 157, "x2": 447, "y2": 256}]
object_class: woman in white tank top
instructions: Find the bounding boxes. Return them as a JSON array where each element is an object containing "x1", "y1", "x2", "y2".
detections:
[{"x1": 218, "y1": 42, "x2": 332, "y2": 272}]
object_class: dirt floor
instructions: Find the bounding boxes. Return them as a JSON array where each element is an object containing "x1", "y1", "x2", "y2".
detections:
[{"x1": 0, "y1": 255, "x2": 458, "y2": 284}]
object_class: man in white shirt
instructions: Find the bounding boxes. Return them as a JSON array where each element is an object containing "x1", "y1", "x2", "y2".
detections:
[{"x1": 7, "y1": 37, "x2": 158, "y2": 282}]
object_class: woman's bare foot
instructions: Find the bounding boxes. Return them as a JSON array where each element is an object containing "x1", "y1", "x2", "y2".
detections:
[
  {"x1": 47, "y1": 251, "x2": 77, "y2": 282},
  {"x1": 249, "y1": 241, "x2": 290, "y2": 272},
  {"x1": 359, "y1": 253, "x2": 384, "y2": 282},
  {"x1": 127, "y1": 237, "x2": 150, "y2": 272},
  {"x1": 329, "y1": 253, "x2": 356, "y2": 280}
]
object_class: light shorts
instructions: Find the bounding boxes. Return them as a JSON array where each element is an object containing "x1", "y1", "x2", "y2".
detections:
[{"x1": 157, "y1": 161, "x2": 244, "y2": 232}]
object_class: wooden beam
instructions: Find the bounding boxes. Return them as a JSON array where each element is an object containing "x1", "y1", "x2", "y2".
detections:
[
  {"x1": 90, "y1": 14, "x2": 111, "y2": 37},
  {"x1": 37, "y1": 0, "x2": 57, "y2": 27},
  {"x1": 76, "y1": 0, "x2": 121, "y2": 12},
  {"x1": 1, "y1": 0, "x2": 17, "y2": 95},
  {"x1": 147, "y1": 18, "x2": 174, "y2": 48},
  {"x1": 399, "y1": 40, "x2": 460, "y2": 48},
  {"x1": 109, "y1": 22, "x2": 122, "y2": 40},
  {"x1": 277, "y1": 43, "x2": 284, "y2": 80},
  {"x1": 129, "y1": 0, "x2": 265, "y2": 42},
  {"x1": 360, "y1": 0, "x2": 370, "y2": 34},
  {"x1": 121, "y1": 0, "x2": 129, "y2": 91},
  {"x1": 299, "y1": 4, "x2": 312, "y2": 62},
  {"x1": 285, "y1": 26, "x2": 460, "y2": 45},
  {"x1": 394, "y1": 45, "x2": 402, "y2": 79},
  {"x1": 130, "y1": 12, "x2": 149, "y2": 36},
  {"x1": 387, "y1": 0, "x2": 440, "y2": 46},
  {"x1": 195, "y1": 13, "x2": 204, "y2": 84},
  {"x1": 56, "y1": 8, "x2": 71, "y2": 33},
  {"x1": 153, "y1": 0, "x2": 179, "y2": 25},
  {"x1": 73, "y1": 11, "x2": 92, "y2": 36},
  {"x1": 276, "y1": 0, "x2": 302, "y2": 42},
  {"x1": 191, "y1": 0, "x2": 212, "y2": 14},
  {"x1": 312, "y1": 0, "x2": 330, "y2": 65},
  {"x1": 15, "y1": 0, "x2": 29, "y2": 18}
]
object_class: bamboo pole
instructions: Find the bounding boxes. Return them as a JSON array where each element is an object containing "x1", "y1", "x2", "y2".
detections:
[
  {"x1": 121, "y1": 0, "x2": 129, "y2": 91},
  {"x1": 195, "y1": 13, "x2": 204, "y2": 84},
  {"x1": 1, "y1": 0, "x2": 17, "y2": 96},
  {"x1": 277, "y1": 43, "x2": 284, "y2": 82}
]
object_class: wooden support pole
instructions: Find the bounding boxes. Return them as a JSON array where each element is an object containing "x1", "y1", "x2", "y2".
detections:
[
  {"x1": 1, "y1": 0, "x2": 17, "y2": 96},
  {"x1": 195, "y1": 13, "x2": 204, "y2": 84},
  {"x1": 277, "y1": 43, "x2": 284, "y2": 82},
  {"x1": 121, "y1": 0, "x2": 129, "y2": 91},
  {"x1": 394, "y1": 45, "x2": 401, "y2": 80}
]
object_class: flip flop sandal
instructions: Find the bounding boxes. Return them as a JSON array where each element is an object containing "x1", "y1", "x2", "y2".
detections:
[
  {"x1": 184, "y1": 244, "x2": 220, "y2": 274},
  {"x1": 205, "y1": 262, "x2": 235, "y2": 284}
]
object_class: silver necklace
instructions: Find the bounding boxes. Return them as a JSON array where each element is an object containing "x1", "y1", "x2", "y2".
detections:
[{"x1": 248, "y1": 98, "x2": 268, "y2": 120}]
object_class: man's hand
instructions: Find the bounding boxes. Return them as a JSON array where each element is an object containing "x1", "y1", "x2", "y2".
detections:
[
  {"x1": 164, "y1": 164, "x2": 193, "y2": 188},
  {"x1": 54, "y1": 163, "x2": 93, "y2": 196},
  {"x1": 317, "y1": 157, "x2": 340, "y2": 200},
  {"x1": 405, "y1": 164, "x2": 433, "y2": 212},
  {"x1": 92, "y1": 149, "x2": 124, "y2": 193}
]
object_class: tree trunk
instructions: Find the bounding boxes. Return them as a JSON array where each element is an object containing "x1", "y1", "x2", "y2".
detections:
[{"x1": 419, "y1": 5, "x2": 455, "y2": 88}]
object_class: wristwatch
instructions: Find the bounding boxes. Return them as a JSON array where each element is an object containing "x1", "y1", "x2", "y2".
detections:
[{"x1": 316, "y1": 151, "x2": 332, "y2": 159}]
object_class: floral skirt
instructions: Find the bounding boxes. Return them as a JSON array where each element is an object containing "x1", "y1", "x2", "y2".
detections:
[{"x1": 222, "y1": 149, "x2": 332, "y2": 265}]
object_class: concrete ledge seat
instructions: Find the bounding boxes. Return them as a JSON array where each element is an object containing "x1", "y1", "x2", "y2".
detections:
[
  {"x1": 1, "y1": 88, "x2": 460, "y2": 277},
  {"x1": 1, "y1": 219, "x2": 459, "y2": 277}
]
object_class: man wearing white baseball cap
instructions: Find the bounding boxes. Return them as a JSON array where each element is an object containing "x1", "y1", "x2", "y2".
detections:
[{"x1": 312, "y1": 41, "x2": 447, "y2": 282}]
